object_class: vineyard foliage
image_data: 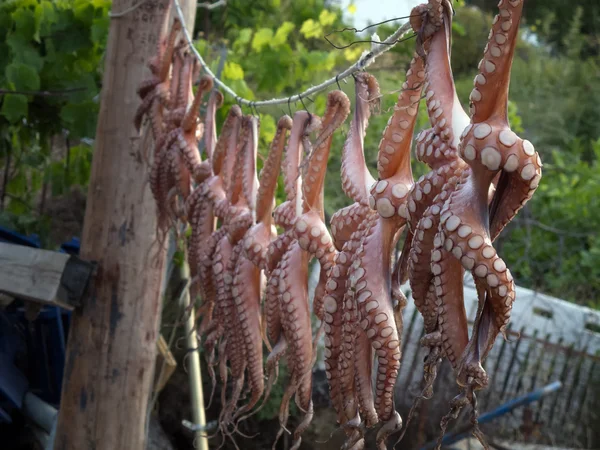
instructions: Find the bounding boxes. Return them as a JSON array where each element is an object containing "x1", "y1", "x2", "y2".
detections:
[{"x1": 0, "y1": 0, "x2": 599, "y2": 307}]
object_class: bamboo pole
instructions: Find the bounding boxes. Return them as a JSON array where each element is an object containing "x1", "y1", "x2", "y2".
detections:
[{"x1": 181, "y1": 260, "x2": 208, "y2": 449}]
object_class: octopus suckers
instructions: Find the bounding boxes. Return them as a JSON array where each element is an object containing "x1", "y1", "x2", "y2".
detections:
[
  {"x1": 358, "y1": 290, "x2": 372, "y2": 303},
  {"x1": 468, "y1": 235, "x2": 484, "y2": 249},
  {"x1": 463, "y1": 144, "x2": 476, "y2": 160},
  {"x1": 365, "y1": 300, "x2": 379, "y2": 312},
  {"x1": 377, "y1": 198, "x2": 395, "y2": 218},
  {"x1": 474, "y1": 123, "x2": 492, "y2": 139},
  {"x1": 296, "y1": 220, "x2": 308, "y2": 233},
  {"x1": 521, "y1": 164, "x2": 536, "y2": 180},
  {"x1": 493, "y1": 258, "x2": 507, "y2": 272},
  {"x1": 374, "y1": 313, "x2": 387, "y2": 324},
  {"x1": 474, "y1": 265, "x2": 488, "y2": 278},
  {"x1": 481, "y1": 147, "x2": 502, "y2": 170},
  {"x1": 504, "y1": 154, "x2": 519, "y2": 172},
  {"x1": 445, "y1": 215, "x2": 461, "y2": 231},
  {"x1": 482, "y1": 246, "x2": 496, "y2": 258},
  {"x1": 392, "y1": 183, "x2": 408, "y2": 199},
  {"x1": 457, "y1": 225, "x2": 472, "y2": 238},
  {"x1": 523, "y1": 139, "x2": 535, "y2": 156},
  {"x1": 324, "y1": 296, "x2": 337, "y2": 313}
]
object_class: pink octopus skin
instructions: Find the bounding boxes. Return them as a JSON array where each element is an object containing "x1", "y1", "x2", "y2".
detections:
[
  {"x1": 243, "y1": 116, "x2": 293, "y2": 270},
  {"x1": 407, "y1": 1, "x2": 471, "y2": 346},
  {"x1": 270, "y1": 111, "x2": 322, "y2": 450},
  {"x1": 436, "y1": 0, "x2": 542, "y2": 392},
  {"x1": 134, "y1": 18, "x2": 181, "y2": 136},
  {"x1": 348, "y1": 55, "x2": 425, "y2": 448},
  {"x1": 203, "y1": 90, "x2": 224, "y2": 163},
  {"x1": 293, "y1": 91, "x2": 351, "y2": 321},
  {"x1": 264, "y1": 112, "x2": 320, "y2": 349},
  {"x1": 321, "y1": 73, "x2": 379, "y2": 450},
  {"x1": 188, "y1": 107, "x2": 242, "y2": 326}
]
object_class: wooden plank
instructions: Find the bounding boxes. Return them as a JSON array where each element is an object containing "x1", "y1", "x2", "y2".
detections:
[
  {"x1": 153, "y1": 334, "x2": 177, "y2": 394},
  {"x1": 0, "y1": 242, "x2": 94, "y2": 310}
]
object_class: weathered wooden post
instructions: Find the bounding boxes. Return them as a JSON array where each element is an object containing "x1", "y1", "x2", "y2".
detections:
[{"x1": 53, "y1": 1, "x2": 196, "y2": 448}]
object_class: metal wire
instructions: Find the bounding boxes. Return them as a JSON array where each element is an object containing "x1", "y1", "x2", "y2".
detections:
[{"x1": 172, "y1": 0, "x2": 413, "y2": 108}]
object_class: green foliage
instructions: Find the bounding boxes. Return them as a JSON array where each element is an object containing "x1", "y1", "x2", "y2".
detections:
[
  {"x1": 467, "y1": 0, "x2": 600, "y2": 57},
  {"x1": 0, "y1": 0, "x2": 107, "y2": 246},
  {"x1": 0, "y1": 0, "x2": 599, "y2": 310},
  {"x1": 500, "y1": 139, "x2": 600, "y2": 306}
]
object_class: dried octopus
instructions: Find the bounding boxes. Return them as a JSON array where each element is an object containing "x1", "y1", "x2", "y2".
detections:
[{"x1": 132, "y1": 1, "x2": 543, "y2": 447}]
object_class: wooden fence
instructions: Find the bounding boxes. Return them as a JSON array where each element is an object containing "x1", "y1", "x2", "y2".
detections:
[{"x1": 393, "y1": 278, "x2": 600, "y2": 449}]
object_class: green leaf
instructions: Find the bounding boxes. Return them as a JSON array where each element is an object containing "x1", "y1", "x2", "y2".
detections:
[
  {"x1": 235, "y1": 28, "x2": 253, "y2": 46},
  {"x1": 251, "y1": 28, "x2": 274, "y2": 52},
  {"x1": 271, "y1": 22, "x2": 294, "y2": 48},
  {"x1": 300, "y1": 19, "x2": 321, "y2": 39},
  {"x1": 60, "y1": 101, "x2": 98, "y2": 138},
  {"x1": 11, "y1": 7, "x2": 37, "y2": 41},
  {"x1": 258, "y1": 113, "x2": 276, "y2": 145},
  {"x1": 6, "y1": 62, "x2": 40, "y2": 91},
  {"x1": 91, "y1": 16, "x2": 109, "y2": 44},
  {"x1": 223, "y1": 61, "x2": 244, "y2": 81},
  {"x1": 1, "y1": 94, "x2": 28, "y2": 123},
  {"x1": 35, "y1": 1, "x2": 57, "y2": 39},
  {"x1": 318, "y1": 10, "x2": 336, "y2": 27},
  {"x1": 6, "y1": 34, "x2": 44, "y2": 71}
]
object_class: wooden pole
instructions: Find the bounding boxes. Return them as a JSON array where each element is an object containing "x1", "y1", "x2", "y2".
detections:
[{"x1": 54, "y1": 1, "x2": 176, "y2": 449}]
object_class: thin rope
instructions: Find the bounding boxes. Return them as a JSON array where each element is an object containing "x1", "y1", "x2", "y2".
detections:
[
  {"x1": 109, "y1": 0, "x2": 150, "y2": 18},
  {"x1": 172, "y1": 0, "x2": 413, "y2": 108}
]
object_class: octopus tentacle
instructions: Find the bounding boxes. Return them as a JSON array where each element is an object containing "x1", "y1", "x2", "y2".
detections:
[
  {"x1": 295, "y1": 91, "x2": 350, "y2": 319},
  {"x1": 241, "y1": 116, "x2": 260, "y2": 221},
  {"x1": 204, "y1": 90, "x2": 224, "y2": 163},
  {"x1": 340, "y1": 73, "x2": 379, "y2": 205},
  {"x1": 338, "y1": 217, "x2": 372, "y2": 427},
  {"x1": 213, "y1": 106, "x2": 243, "y2": 180},
  {"x1": 256, "y1": 116, "x2": 293, "y2": 225},
  {"x1": 330, "y1": 203, "x2": 371, "y2": 251},
  {"x1": 231, "y1": 252, "x2": 263, "y2": 419},
  {"x1": 350, "y1": 215, "x2": 401, "y2": 426},
  {"x1": 134, "y1": 19, "x2": 181, "y2": 133},
  {"x1": 275, "y1": 241, "x2": 312, "y2": 448},
  {"x1": 178, "y1": 74, "x2": 213, "y2": 183},
  {"x1": 219, "y1": 242, "x2": 247, "y2": 426},
  {"x1": 301, "y1": 91, "x2": 351, "y2": 212},
  {"x1": 283, "y1": 111, "x2": 322, "y2": 212}
]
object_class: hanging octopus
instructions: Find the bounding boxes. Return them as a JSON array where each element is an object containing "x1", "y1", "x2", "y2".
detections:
[
  {"x1": 269, "y1": 110, "x2": 324, "y2": 450},
  {"x1": 294, "y1": 91, "x2": 351, "y2": 322},
  {"x1": 186, "y1": 89, "x2": 224, "y2": 296},
  {"x1": 198, "y1": 107, "x2": 243, "y2": 401},
  {"x1": 335, "y1": 55, "x2": 423, "y2": 450},
  {"x1": 431, "y1": 2, "x2": 542, "y2": 445},
  {"x1": 228, "y1": 116, "x2": 294, "y2": 425},
  {"x1": 209, "y1": 117, "x2": 260, "y2": 441},
  {"x1": 322, "y1": 73, "x2": 379, "y2": 450},
  {"x1": 393, "y1": 2, "x2": 473, "y2": 423},
  {"x1": 134, "y1": 17, "x2": 181, "y2": 137}
]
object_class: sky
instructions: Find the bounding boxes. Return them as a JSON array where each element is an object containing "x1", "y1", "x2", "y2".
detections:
[{"x1": 338, "y1": 0, "x2": 422, "y2": 29}]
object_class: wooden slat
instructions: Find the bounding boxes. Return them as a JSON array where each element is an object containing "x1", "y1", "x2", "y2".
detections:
[{"x1": 0, "y1": 242, "x2": 95, "y2": 310}]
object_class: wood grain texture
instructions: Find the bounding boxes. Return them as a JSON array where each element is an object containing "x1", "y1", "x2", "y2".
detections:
[
  {"x1": 54, "y1": 1, "x2": 174, "y2": 449},
  {"x1": 0, "y1": 242, "x2": 94, "y2": 310}
]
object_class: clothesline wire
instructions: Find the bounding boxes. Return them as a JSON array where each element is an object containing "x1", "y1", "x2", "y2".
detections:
[{"x1": 172, "y1": 0, "x2": 414, "y2": 109}]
